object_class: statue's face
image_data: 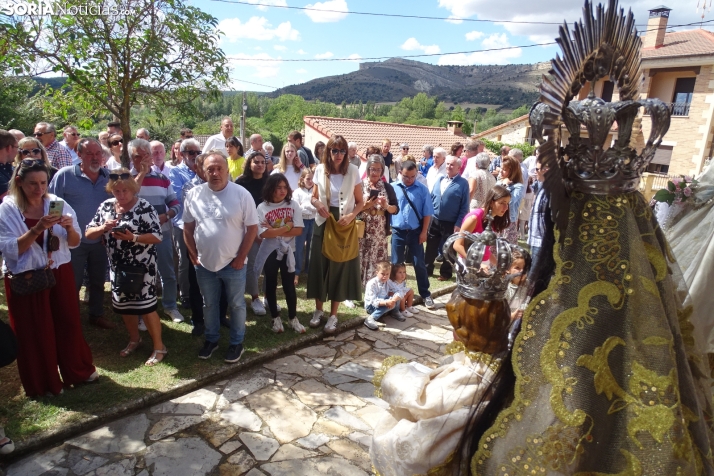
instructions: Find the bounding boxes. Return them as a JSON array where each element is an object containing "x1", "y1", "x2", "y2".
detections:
[{"x1": 446, "y1": 292, "x2": 511, "y2": 355}]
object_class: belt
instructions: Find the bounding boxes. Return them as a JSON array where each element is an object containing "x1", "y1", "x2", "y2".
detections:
[{"x1": 369, "y1": 209, "x2": 385, "y2": 216}]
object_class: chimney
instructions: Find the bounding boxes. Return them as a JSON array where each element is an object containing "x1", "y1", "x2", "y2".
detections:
[
  {"x1": 643, "y1": 6, "x2": 671, "y2": 49},
  {"x1": 447, "y1": 120, "x2": 463, "y2": 135}
]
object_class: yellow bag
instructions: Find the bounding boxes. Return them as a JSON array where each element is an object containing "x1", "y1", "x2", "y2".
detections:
[
  {"x1": 322, "y1": 215, "x2": 359, "y2": 262},
  {"x1": 355, "y1": 220, "x2": 365, "y2": 239}
]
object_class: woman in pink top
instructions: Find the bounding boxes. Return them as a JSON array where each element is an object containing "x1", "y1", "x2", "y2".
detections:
[{"x1": 452, "y1": 185, "x2": 511, "y2": 263}]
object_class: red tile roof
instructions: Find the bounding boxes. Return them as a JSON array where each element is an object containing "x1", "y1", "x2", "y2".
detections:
[
  {"x1": 642, "y1": 29, "x2": 714, "y2": 59},
  {"x1": 304, "y1": 116, "x2": 467, "y2": 157}
]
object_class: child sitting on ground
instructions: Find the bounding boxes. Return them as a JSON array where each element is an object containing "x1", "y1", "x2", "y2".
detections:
[
  {"x1": 364, "y1": 261, "x2": 406, "y2": 330},
  {"x1": 388, "y1": 263, "x2": 419, "y2": 318},
  {"x1": 505, "y1": 248, "x2": 531, "y2": 321}
]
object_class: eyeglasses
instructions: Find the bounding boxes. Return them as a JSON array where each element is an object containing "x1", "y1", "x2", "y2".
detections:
[
  {"x1": 19, "y1": 148, "x2": 42, "y2": 157},
  {"x1": 33, "y1": 131, "x2": 51, "y2": 137},
  {"x1": 331, "y1": 149, "x2": 347, "y2": 155},
  {"x1": 110, "y1": 140, "x2": 123, "y2": 146},
  {"x1": 67, "y1": 132, "x2": 80, "y2": 137},
  {"x1": 21, "y1": 159, "x2": 45, "y2": 167},
  {"x1": 109, "y1": 173, "x2": 131, "y2": 180},
  {"x1": 368, "y1": 167, "x2": 382, "y2": 173},
  {"x1": 184, "y1": 150, "x2": 201, "y2": 156}
]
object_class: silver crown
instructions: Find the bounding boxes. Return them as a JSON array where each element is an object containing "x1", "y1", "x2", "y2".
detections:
[
  {"x1": 442, "y1": 216, "x2": 527, "y2": 301},
  {"x1": 529, "y1": 0, "x2": 671, "y2": 195}
]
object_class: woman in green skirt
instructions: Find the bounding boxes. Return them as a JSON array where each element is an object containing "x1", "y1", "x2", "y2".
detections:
[{"x1": 307, "y1": 134, "x2": 364, "y2": 334}]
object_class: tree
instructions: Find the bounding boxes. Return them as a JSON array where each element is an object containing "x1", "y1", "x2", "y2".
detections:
[{"x1": 4, "y1": 0, "x2": 230, "y2": 166}]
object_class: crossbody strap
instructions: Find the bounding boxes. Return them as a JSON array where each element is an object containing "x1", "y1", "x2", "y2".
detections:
[{"x1": 396, "y1": 183, "x2": 422, "y2": 222}]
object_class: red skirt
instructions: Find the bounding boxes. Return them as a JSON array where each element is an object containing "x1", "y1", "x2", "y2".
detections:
[{"x1": 5, "y1": 262, "x2": 96, "y2": 397}]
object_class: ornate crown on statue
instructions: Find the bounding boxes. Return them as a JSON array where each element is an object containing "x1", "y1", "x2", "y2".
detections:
[
  {"x1": 442, "y1": 217, "x2": 526, "y2": 301},
  {"x1": 529, "y1": 0, "x2": 671, "y2": 196}
]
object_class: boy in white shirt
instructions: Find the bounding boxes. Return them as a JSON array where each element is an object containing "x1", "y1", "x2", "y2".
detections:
[{"x1": 364, "y1": 261, "x2": 405, "y2": 330}]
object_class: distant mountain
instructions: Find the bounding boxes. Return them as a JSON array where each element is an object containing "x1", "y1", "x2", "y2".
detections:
[{"x1": 269, "y1": 58, "x2": 548, "y2": 109}]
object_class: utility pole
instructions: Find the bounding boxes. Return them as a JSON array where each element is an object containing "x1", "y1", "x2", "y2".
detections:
[{"x1": 240, "y1": 91, "x2": 247, "y2": 148}]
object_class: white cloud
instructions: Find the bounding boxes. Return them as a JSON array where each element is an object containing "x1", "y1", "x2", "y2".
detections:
[
  {"x1": 274, "y1": 44, "x2": 288, "y2": 51},
  {"x1": 347, "y1": 53, "x2": 362, "y2": 62},
  {"x1": 314, "y1": 51, "x2": 334, "y2": 59},
  {"x1": 296, "y1": 68, "x2": 308, "y2": 73},
  {"x1": 227, "y1": 53, "x2": 282, "y2": 78},
  {"x1": 240, "y1": 0, "x2": 287, "y2": 11},
  {"x1": 438, "y1": 33, "x2": 522, "y2": 65},
  {"x1": 401, "y1": 37, "x2": 441, "y2": 55},
  {"x1": 255, "y1": 46, "x2": 263, "y2": 50},
  {"x1": 304, "y1": 0, "x2": 349, "y2": 23},
  {"x1": 218, "y1": 17, "x2": 300, "y2": 43},
  {"x1": 465, "y1": 30, "x2": 485, "y2": 41},
  {"x1": 297, "y1": 49, "x2": 307, "y2": 55}
]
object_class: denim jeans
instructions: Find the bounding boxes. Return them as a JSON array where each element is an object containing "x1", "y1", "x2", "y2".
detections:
[
  {"x1": 366, "y1": 301, "x2": 400, "y2": 320},
  {"x1": 245, "y1": 240, "x2": 260, "y2": 297},
  {"x1": 195, "y1": 263, "x2": 247, "y2": 346},
  {"x1": 391, "y1": 228, "x2": 431, "y2": 299},
  {"x1": 172, "y1": 226, "x2": 190, "y2": 299},
  {"x1": 70, "y1": 242, "x2": 108, "y2": 319},
  {"x1": 155, "y1": 230, "x2": 178, "y2": 311},
  {"x1": 295, "y1": 218, "x2": 314, "y2": 275}
]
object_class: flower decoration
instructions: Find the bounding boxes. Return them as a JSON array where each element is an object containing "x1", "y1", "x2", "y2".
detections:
[{"x1": 653, "y1": 175, "x2": 698, "y2": 205}]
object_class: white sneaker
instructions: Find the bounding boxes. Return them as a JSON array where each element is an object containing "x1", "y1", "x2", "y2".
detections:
[
  {"x1": 324, "y1": 315, "x2": 338, "y2": 334},
  {"x1": 424, "y1": 297, "x2": 436, "y2": 309},
  {"x1": 309, "y1": 310, "x2": 324, "y2": 328},
  {"x1": 138, "y1": 317, "x2": 147, "y2": 331},
  {"x1": 251, "y1": 298, "x2": 266, "y2": 316},
  {"x1": 165, "y1": 308, "x2": 184, "y2": 323},
  {"x1": 402, "y1": 309, "x2": 413, "y2": 318},
  {"x1": 81, "y1": 290, "x2": 90, "y2": 303},
  {"x1": 263, "y1": 297, "x2": 280, "y2": 312},
  {"x1": 406, "y1": 306, "x2": 420, "y2": 314},
  {"x1": 343, "y1": 300, "x2": 356, "y2": 309},
  {"x1": 290, "y1": 317, "x2": 306, "y2": 334},
  {"x1": 272, "y1": 317, "x2": 284, "y2": 333}
]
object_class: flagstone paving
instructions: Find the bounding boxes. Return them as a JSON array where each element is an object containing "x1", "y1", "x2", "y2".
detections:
[{"x1": 3, "y1": 295, "x2": 454, "y2": 476}]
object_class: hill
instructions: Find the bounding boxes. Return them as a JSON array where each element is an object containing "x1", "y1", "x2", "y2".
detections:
[{"x1": 270, "y1": 58, "x2": 547, "y2": 109}]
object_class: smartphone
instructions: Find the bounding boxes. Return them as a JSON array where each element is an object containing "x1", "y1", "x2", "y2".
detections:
[
  {"x1": 369, "y1": 189, "x2": 380, "y2": 199},
  {"x1": 112, "y1": 226, "x2": 127, "y2": 234},
  {"x1": 48, "y1": 200, "x2": 64, "y2": 217}
]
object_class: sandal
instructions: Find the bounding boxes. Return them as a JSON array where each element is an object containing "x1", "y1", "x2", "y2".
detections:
[
  {"x1": 145, "y1": 347, "x2": 168, "y2": 367},
  {"x1": 120, "y1": 338, "x2": 142, "y2": 357}
]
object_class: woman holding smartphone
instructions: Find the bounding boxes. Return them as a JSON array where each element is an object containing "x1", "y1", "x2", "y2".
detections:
[
  {"x1": 0, "y1": 159, "x2": 97, "y2": 397},
  {"x1": 86, "y1": 169, "x2": 167, "y2": 366}
]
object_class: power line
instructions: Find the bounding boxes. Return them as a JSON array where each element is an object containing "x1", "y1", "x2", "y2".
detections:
[{"x1": 232, "y1": 78, "x2": 279, "y2": 89}]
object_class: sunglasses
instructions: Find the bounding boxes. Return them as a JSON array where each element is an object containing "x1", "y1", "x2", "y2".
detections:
[
  {"x1": 109, "y1": 173, "x2": 132, "y2": 180},
  {"x1": 109, "y1": 140, "x2": 123, "y2": 146},
  {"x1": 67, "y1": 132, "x2": 80, "y2": 137},
  {"x1": 184, "y1": 150, "x2": 201, "y2": 157},
  {"x1": 331, "y1": 149, "x2": 347, "y2": 155},
  {"x1": 402, "y1": 147, "x2": 409, "y2": 150},
  {"x1": 33, "y1": 131, "x2": 51, "y2": 137},
  {"x1": 19, "y1": 148, "x2": 42, "y2": 157},
  {"x1": 21, "y1": 159, "x2": 45, "y2": 167}
]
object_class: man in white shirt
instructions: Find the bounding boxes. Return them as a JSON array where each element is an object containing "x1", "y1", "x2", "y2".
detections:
[
  {"x1": 425, "y1": 147, "x2": 447, "y2": 192},
  {"x1": 460, "y1": 139, "x2": 484, "y2": 177},
  {"x1": 522, "y1": 147, "x2": 539, "y2": 182},
  {"x1": 202, "y1": 116, "x2": 234, "y2": 155},
  {"x1": 150, "y1": 141, "x2": 172, "y2": 176},
  {"x1": 184, "y1": 151, "x2": 258, "y2": 364},
  {"x1": 136, "y1": 128, "x2": 150, "y2": 141},
  {"x1": 59, "y1": 125, "x2": 81, "y2": 165}
]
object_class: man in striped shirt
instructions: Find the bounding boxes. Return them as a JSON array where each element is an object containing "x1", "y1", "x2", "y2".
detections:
[
  {"x1": 128, "y1": 139, "x2": 184, "y2": 324},
  {"x1": 34, "y1": 122, "x2": 74, "y2": 169}
]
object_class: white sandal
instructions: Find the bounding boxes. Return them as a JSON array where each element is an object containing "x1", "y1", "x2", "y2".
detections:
[{"x1": 145, "y1": 347, "x2": 167, "y2": 366}]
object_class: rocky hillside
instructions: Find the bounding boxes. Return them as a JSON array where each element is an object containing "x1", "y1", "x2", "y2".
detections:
[{"x1": 270, "y1": 58, "x2": 548, "y2": 108}]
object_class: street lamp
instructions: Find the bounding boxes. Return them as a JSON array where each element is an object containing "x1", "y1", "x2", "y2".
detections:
[{"x1": 241, "y1": 93, "x2": 247, "y2": 149}]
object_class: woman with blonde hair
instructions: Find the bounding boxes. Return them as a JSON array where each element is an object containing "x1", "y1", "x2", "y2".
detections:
[
  {"x1": 105, "y1": 134, "x2": 123, "y2": 170},
  {"x1": 273, "y1": 142, "x2": 303, "y2": 191},
  {"x1": 85, "y1": 169, "x2": 167, "y2": 366},
  {"x1": 495, "y1": 155, "x2": 523, "y2": 244},
  {"x1": 14, "y1": 137, "x2": 58, "y2": 180}
]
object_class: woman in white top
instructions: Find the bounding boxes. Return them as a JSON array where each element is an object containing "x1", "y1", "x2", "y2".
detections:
[
  {"x1": 272, "y1": 142, "x2": 304, "y2": 191},
  {"x1": 292, "y1": 167, "x2": 317, "y2": 284},
  {"x1": 0, "y1": 159, "x2": 97, "y2": 397},
  {"x1": 105, "y1": 134, "x2": 123, "y2": 171},
  {"x1": 306, "y1": 135, "x2": 365, "y2": 335}
]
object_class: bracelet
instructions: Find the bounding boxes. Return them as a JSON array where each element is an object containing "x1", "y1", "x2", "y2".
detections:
[{"x1": 132, "y1": 234, "x2": 138, "y2": 243}]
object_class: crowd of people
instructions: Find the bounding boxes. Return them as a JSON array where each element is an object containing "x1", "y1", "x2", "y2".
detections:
[{"x1": 0, "y1": 118, "x2": 544, "y2": 452}]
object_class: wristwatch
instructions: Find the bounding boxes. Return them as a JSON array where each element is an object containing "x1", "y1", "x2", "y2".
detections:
[{"x1": 132, "y1": 234, "x2": 138, "y2": 242}]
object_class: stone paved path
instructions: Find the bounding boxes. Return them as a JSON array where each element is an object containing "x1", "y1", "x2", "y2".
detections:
[{"x1": 4, "y1": 294, "x2": 453, "y2": 476}]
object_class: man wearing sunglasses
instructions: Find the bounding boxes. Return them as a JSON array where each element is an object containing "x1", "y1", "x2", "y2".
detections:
[
  {"x1": 49, "y1": 138, "x2": 115, "y2": 329},
  {"x1": 34, "y1": 122, "x2": 73, "y2": 170},
  {"x1": 59, "y1": 125, "x2": 81, "y2": 166}
]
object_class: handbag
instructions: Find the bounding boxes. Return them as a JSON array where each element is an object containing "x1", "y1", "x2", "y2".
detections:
[
  {"x1": 7, "y1": 220, "x2": 57, "y2": 295},
  {"x1": 0, "y1": 320, "x2": 18, "y2": 368},
  {"x1": 322, "y1": 215, "x2": 359, "y2": 262},
  {"x1": 115, "y1": 264, "x2": 146, "y2": 295}
]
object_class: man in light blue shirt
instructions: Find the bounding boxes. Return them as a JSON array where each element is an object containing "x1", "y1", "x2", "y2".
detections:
[{"x1": 391, "y1": 160, "x2": 435, "y2": 308}]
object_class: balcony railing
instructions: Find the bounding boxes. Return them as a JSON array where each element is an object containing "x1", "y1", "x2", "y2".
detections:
[{"x1": 668, "y1": 102, "x2": 691, "y2": 117}]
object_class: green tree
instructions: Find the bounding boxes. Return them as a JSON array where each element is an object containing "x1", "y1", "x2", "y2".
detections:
[{"x1": 4, "y1": 0, "x2": 230, "y2": 166}]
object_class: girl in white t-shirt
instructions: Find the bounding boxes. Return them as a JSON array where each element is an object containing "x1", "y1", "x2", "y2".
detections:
[
  {"x1": 292, "y1": 168, "x2": 316, "y2": 285},
  {"x1": 388, "y1": 263, "x2": 419, "y2": 318},
  {"x1": 256, "y1": 174, "x2": 305, "y2": 334}
]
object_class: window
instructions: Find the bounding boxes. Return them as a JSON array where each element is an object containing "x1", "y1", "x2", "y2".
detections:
[
  {"x1": 601, "y1": 81, "x2": 614, "y2": 102},
  {"x1": 672, "y1": 78, "x2": 695, "y2": 116}
]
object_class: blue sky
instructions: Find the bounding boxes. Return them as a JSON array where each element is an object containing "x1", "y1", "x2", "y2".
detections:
[{"x1": 188, "y1": 0, "x2": 711, "y2": 93}]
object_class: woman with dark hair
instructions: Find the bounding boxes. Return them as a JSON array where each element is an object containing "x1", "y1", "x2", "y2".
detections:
[
  {"x1": 169, "y1": 139, "x2": 183, "y2": 167},
  {"x1": 236, "y1": 151, "x2": 270, "y2": 316},
  {"x1": 0, "y1": 159, "x2": 97, "y2": 396},
  {"x1": 450, "y1": 141, "x2": 464, "y2": 159},
  {"x1": 452, "y1": 184, "x2": 511, "y2": 263},
  {"x1": 495, "y1": 155, "x2": 523, "y2": 244},
  {"x1": 313, "y1": 141, "x2": 325, "y2": 168},
  {"x1": 307, "y1": 134, "x2": 364, "y2": 334},
  {"x1": 226, "y1": 136, "x2": 245, "y2": 180},
  {"x1": 106, "y1": 134, "x2": 123, "y2": 170},
  {"x1": 254, "y1": 173, "x2": 304, "y2": 333}
]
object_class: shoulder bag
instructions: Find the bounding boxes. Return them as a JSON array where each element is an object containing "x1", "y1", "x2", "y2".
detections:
[
  {"x1": 7, "y1": 218, "x2": 57, "y2": 296},
  {"x1": 115, "y1": 264, "x2": 146, "y2": 295},
  {"x1": 396, "y1": 183, "x2": 423, "y2": 228}
]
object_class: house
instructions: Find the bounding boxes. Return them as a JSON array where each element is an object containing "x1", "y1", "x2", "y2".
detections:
[
  {"x1": 473, "y1": 114, "x2": 531, "y2": 144},
  {"x1": 303, "y1": 116, "x2": 467, "y2": 159}
]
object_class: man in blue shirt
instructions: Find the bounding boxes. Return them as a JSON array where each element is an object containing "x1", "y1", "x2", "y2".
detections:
[
  {"x1": 49, "y1": 138, "x2": 115, "y2": 329},
  {"x1": 418, "y1": 145, "x2": 434, "y2": 177},
  {"x1": 391, "y1": 160, "x2": 435, "y2": 308}
]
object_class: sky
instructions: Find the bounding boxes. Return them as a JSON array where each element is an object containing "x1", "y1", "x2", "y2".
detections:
[{"x1": 189, "y1": 0, "x2": 714, "y2": 93}]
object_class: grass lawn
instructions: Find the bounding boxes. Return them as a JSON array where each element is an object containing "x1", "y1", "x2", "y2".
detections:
[{"x1": 0, "y1": 264, "x2": 453, "y2": 444}]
